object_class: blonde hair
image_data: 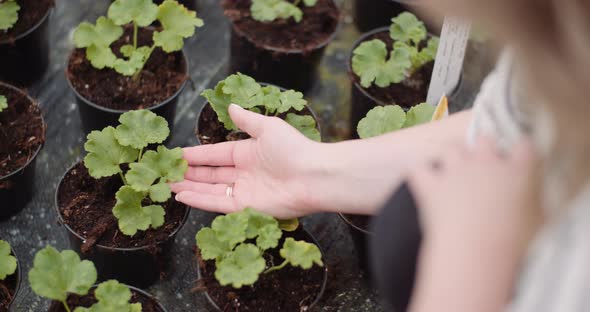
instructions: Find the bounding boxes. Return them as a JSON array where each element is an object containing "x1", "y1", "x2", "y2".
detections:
[{"x1": 426, "y1": 0, "x2": 590, "y2": 207}]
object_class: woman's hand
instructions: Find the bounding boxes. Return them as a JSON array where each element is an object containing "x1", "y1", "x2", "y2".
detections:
[
  {"x1": 171, "y1": 104, "x2": 319, "y2": 219},
  {"x1": 408, "y1": 137, "x2": 542, "y2": 312}
]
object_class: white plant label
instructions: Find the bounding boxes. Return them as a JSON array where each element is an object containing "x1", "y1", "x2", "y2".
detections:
[{"x1": 426, "y1": 17, "x2": 471, "y2": 108}]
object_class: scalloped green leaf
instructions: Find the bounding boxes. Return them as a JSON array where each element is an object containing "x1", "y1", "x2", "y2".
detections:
[
  {"x1": 414, "y1": 37, "x2": 439, "y2": 70},
  {"x1": 73, "y1": 17, "x2": 123, "y2": 70},
  {"x1": 250, "y1": 85, "x2": 282, "y2": 113},
  {"x1": 303, "y1": 0, "x2": 317, "y2": 6},
  {"x1": 127, "y1": 146, "x2": 187, "y2": 189},
  {"x1": 202, "y1": 82, "x2": 236, "y2": 130},
  {"x1": 149, "y1": 181, "x2": 171, "y2": 202},
  {"x1": 0, "y1": 0, "x2": 19, "y2": 31},
  {"x1": 0, "y1": 240, "x2": 16, "y2": 280},
  {"x1": 222, "y1": 73, "x2": 262, "y2": 109},
  {"x1": 251, "y1": 0, "x2": 303, "y2": 23},
  {"x1": 243, "y1": 208, "x2": 281, "y2": 250},
  {"x1": 196, "y1": 227, "x2": 231, "y2": 261},
  {"x1": 404, "y1": 103, "x2": 435, "y2": 128},
  {"x1": 29, "y1": 246, "x2": 97, "y2": 302},
  {"x1": 277, "y1": 90, "x2": 306, "y2": 114},
  {"x1": 143, "y1": 204, "x2": 166, "y2": 229},
  {"x1": 211, "y1": 212, "x2": 249, "y2": 248},
  {"x1": 280, "y1": 237, "x2": 323, "y2": 269},
  {"x1": 0, "y1": 95, "x2": 7, "y2": 113},
  {"x1": 352, "y1": 39, "x2": 412, "y2": 88},
  {"x1": 115, "y1": 110, "x2": 170, "y2": 149},
  {"x1": 84, "y1": 127, "x2": 138, "y2": 179},
  {"x1": 215, "y1": 244, "x2": 265, "y2": 288},
  {"x1": 390, "y1": 12, "x2": 427, "y2": 45},
  {"x1": 113, "y1": 46, "x2": 152, "y2": 76},
  {"x1": 108, "y1": 0, "x2": 158, "y2": 27},
  {"x1": 74, "y1": 280, "x2": 142, "y2": 312},
  {"x1": 285, "y1": 113, "x2": 320, "y2": 142},
  {"x1": 153, "y1": 0, "x2": 204, "y2": 52},
  {"x1": 357, "y1": 105, "x2": 406, "y2": 139},
  {"x1": 113, "y1": 186, "x2": 152, "y2": 236},
  {"x1": 256, "y1": 224, "x2": 282, "y2": 251}
]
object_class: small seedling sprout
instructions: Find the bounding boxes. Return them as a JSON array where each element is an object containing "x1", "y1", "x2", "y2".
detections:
[
  {"x1": 251, "y1": 0, "x2": 318, "y2": 23},
  {"x1": 83, "y1": 109, "x2": 188, "y2": 236},
  {"x1": 196, "y1": 208, "x2": 323, "y2": 288},
  {"x1": 352, "y1": 12, "x2": 439, "y2": 88},
  {"x1": 0, "y1": 0, "x2": 19, "y2": 31}
]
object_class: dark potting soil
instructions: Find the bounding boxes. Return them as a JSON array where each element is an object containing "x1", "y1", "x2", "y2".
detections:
[
  {"x1": 351, "y1": 31, "x2": 434, "y2": 108},
  {"x1": 0, "y1": 265, "x2": 17, "y2": 312},
  {"x1": 48, "y1": 287, "x2": 164, "y2": 312},
  {"x1": 196, "y1": 104, "x2": 318, "y2": 144},
  {"x1": 67, "y1": 26, "x2": 187, "y2": 110},
  {"x1": 196, "y1": 228, "x2": 325, "y2": 312},
  {"x1": 0, "y1": 85, "x2": 45, "y2": 177},
  {"x1": 0, "y1": 0, "x2": 53, "y2": 42},
  {"x1": 57, "y1": 163, "x2": 187, "y2": 250},
  {"x1": 222, "y1": 0, "x2": 339, "y2": 52}
]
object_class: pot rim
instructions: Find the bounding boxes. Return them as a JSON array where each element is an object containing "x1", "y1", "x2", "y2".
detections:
[
  {"x1": 56, "y1": 283, "x2": 168, "y2": 311},
  {"x1": 194, "y1": 82, "x2": 323, "y2": 145},
  {"x1": 347, "y1": 26, "x2": 463, "y2": 107},
  {"x1": 338, "y1": 213, "x2": 373, "y2": 236},
  {"x1": 228, "y1": 0, "x2": 341, "y2": 54},
  {"x1": 6, "y1": 246, "x2": 22, "y2": 310},
  {"x1": 0, "y1": 6, "x2": 53, "y2": 45},
  {"x1": 0, "y1": 82, "x2": 46, "y2": 181},
  {"x1": 54, "y1": 160, "x2": 191, "y2": 252},
  {"x1": 196, "y1": 226, "x2": 329, "y2": 311},
  {"x1": 65, "y1": 35, "x2": 189, "y2": 115}
]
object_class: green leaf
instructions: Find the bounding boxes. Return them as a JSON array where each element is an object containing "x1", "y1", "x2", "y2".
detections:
[
  {"x1": 215, "y1": 244, "x2": 265, "y2": 288},
  {"x1": 108, "y1": 0, "x2": 158, "y2": 27},
  {"x1": 277, "y1": 90, "x2": 306, "y2": 114},
  {"x1": 0, "y1": 0, "x2": 19, "y2": 31},
  {"x1": 113, "y1": 46, "x2": 152, "y2": 76},
  {"x1": 73, "y1": 17, "x2": 123, "y2": 70},
  {"x1": 0, "y1": 95, "x2": 7, "y2": 113},
  {"x1": 250, "y1": 85, "x2": 282, "y2": 114},
  {"x1": 153, "y1": 0, "x2": 204, "y2": 53},
  {"x1": 29, "y1": 246, "x2": 97, "y2": 302},
  {"x1": 251, "y1": 0, "x2": 303, "y2": 23},
  {"x1": 303, "y1": 0, "x2": 317, "y2": 6},
  {"x1": 280, "y1": 237, "x2": 323, "y2": 269},
  {"x1": 352, "y1": 39, "x2": 410, "y2": 88},
  {"x1": 0, "y1": 240, "x2": 16, "y2": 280},
  {"x1": 211, "y1": 212, "x2": 248, "y2": 248},
  {"x1": 126, "y1": 146, "x2": 187, "y2": 193},
  {"x1": 243, "y1": 208, "x2": 281, "y2": 250},
  {"x1": 285, "y1": 113, "x2": 321, "y2": 142},
  {"x1": 115, "y1": 110, "x2": 170, "y2": 149},
  {"x1": 357, "y1": 105, "x2": 406, "y2": 139},
  {"x1": 413, "y1": 37, "x2": 439, "y2": 70},
  {"x1": 202, "y1": 82, "x2": 236, "y2": 131},
  {"x1": 222, "y1": 73, "x2": 262, "y2": 109},
  {"x1": 143, "y1": 204, "x2": 166, "y2": 229},
  {"x1": 149, "y1": 182, "x2": 171, "y2": 202},
  {"x1": 113, "y1": 186, "x2": 152, "y2": 236},
  {"x1": 256, "y1": 224, "x2": 282, "y2": 251},
  {"x1": 403, "y1": 103, "x2": 435, "y2": 128},
  {"x1": 278, "y1": 218, "x2": 299, "y2": 232},
  {"x1": 74, "y1": 280, "x2": 142, "y2": 312},
  {"x1": 84, "y1": 127, "x2": 138, "y2": 179},
  {"x1": 390, "y1": 12, "x2": 427, "y2": 45},
  {"x1": 196, "y1": 227, "x2": 231, "y2": 261}
]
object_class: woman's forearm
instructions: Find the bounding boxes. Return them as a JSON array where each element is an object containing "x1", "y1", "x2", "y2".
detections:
[{"x1": 300, "y1": 109, "x2": 473, "y2": 215}]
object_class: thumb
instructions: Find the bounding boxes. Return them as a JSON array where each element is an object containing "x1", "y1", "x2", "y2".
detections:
[{"x1": 229, "y1": 104, "x2": 267, "y2": 138}]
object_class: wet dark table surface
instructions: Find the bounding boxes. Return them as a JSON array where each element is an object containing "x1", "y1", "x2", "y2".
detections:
[{"x1": 0, "y1": 0, "x2": 494, "y2": 311}]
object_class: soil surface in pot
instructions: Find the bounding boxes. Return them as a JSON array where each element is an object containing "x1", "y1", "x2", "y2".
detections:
[
  {"x1": 351, "y1": 31, "x2": 434, "y2": 108},
  {"x1": 0, "y1": 85, "x2": 45, "y2": 177},
  {"x1": 0, "y1": 264, "x2": 17, "y2": 312},
  {"x1": 196, "y1": 228, "x2": 325, "y2": 312},
  {"x1": 48, "y1": 287, "x2": 164, "y2": 312},
  {"x1": 196, "y1": 104, "x2": 319, "y2": 144},
  {"x1": 222, "y1": 0, "x2": 339, "y2": 51},
  {"x1": 57, "y1": 163, "x2": 187, "y2": 250},
  {"x1": 0, "y1": 0, "x2": 53, "y2": 42},
  {"x1": 67, "y1": 26, "x2": 187, "y2": 110}
]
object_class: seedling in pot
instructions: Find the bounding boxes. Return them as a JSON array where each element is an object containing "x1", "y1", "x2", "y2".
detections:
[
  {"x1": 201, "y1": 73, "x2": 321, "y2": 141},
  {"x1": 196, "y1": 208, "x2": 323, "y2": 288},
  {"x1": 73, "y1": 0, "x2": 203, "y2": 80},
  {"x1": 0, "y1": 0, "x2": 19, "y2": 31},
  {"x1": 0, "y1": 95, "x2": 6, "y2": 112},
  {"x1": 251, "y1": 0, "x2": 317, "y2": 22},
  {"x1": 352, "y1": 12, "x2": 439, "y2": 88},
  {"x1": 357, "y1": 103, "x2": 435, "y2": 138},
  {"x1": 0, "y1": 240, "x2": 17, "y2": 282},
  {"x1": 29, "y1": 246, "x2": 142, "y2": 312},
  {"x1": 83, "y1": 109, "x2": 188, "y2": 236}
]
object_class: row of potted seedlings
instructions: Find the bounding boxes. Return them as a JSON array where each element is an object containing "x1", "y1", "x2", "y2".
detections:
[{"x1": 1, "y1": 0, "x2": 452, "y2": 310}]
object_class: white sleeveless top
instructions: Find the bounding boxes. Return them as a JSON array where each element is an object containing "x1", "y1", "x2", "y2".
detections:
[{"x1": 468, "y1": 52, "x2": 590, "y2": 311}]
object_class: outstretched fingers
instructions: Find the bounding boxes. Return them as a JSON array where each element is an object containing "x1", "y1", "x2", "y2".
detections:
[
  {"x1": 175, "y1": 191, "x2": 238, "y2": 214},
  {"x1": 183, "y1": 166, "x2": 238, "y2": 184},
  {"x1": 170, "y1": 180, "x2": 227, "y2": 196},
  {"x1": 183, "y1": 141, "x2": 237, "y2": 166}
]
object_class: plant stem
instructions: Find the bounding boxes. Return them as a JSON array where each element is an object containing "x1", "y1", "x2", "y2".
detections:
[
  {"x1": 133, "y1": 22, "x2": 138, "y2": 50},
  {"x1": 61, "y1": 300, "x2": 72, "y2": 312},
  {"x1": 138, "y1": 148, "x2": 143, "y2": 161},
  {"x1": 264, "y1": 260, "x2": 288, "y2": 274},
  {"x1": 132, "y1": 45, "x2": 155, "y2": 81},
  {"x1": 119, "y1": 171, "x2": 128, "y2": 185}
]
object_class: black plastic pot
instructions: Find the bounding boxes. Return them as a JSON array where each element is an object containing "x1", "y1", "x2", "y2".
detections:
[
  {"x1": 228, "y1": 6, "x2": 340, "y2": 92},
  {"x1": 197, "y1": 227, "x2": 328, "y2": 311},
  {"x1": 55, "y1": 162, "x2": 191, "y2": 288},
  {"x1": 49, "y1": 284, "x2": 167, "y2": 312},
  {"x1": 339, "y1": 213, "x2": 372, "y2": 275},
  {"x1": 348, "y1": 27, "x2": 462, "y2": 139},
  {"x1": 194, "y1": 84, "x2": 323, "y2": 145},
  {"x1": 0, "y1": 8, "x2": 52, "y2": 87},
  {"x1": 353, "y1": 0, "x2": 441, "y2": 34},
  {"x1": 0, "y1": 83, "x2": 45, "y2": 219},
  {"x1": 65, "y1": 51, "x2": 188, "y2": 136}
]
